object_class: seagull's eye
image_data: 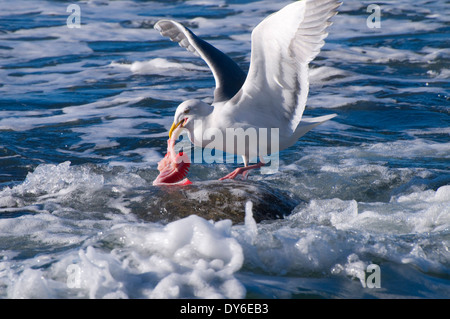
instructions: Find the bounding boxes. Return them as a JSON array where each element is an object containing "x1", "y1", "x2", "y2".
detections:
[{"x1": 183, "y1": 108, "x2": 190, "y2": 114}]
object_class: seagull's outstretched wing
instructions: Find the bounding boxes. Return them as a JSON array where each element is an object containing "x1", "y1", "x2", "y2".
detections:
[
  {"x1": 230, "y1": 0, "x2": 341, "y2": 133},
  {"x1": 154, "y1": 20, "x2": 247, "y2": 103}
]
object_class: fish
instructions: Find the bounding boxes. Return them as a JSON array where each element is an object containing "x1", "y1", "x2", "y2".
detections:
[{"x1": 153, "y1": 138, "x2": 192, "y2": 186}]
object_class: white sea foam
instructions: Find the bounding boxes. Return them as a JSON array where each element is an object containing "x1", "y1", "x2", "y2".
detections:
[
  {"x1": 1, "y1": 215, "x2": 246, "y2": 299},
  {"x1": 232, "y1": 185, "x2": 450, "y2": 280},
  {"x1": 0, "y1": 157, "x2": 448, "y2": 298},
  {"x1": 111, "y1": 58, "x2": 207, "y2": 75}
]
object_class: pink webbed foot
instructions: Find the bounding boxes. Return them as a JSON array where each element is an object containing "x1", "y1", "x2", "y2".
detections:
[
  {"x1": 219, "y1": 162, "x2": 265, "y2": 181},
  {"x1": 219, "y1": 167, "x2": 249, "y2": 181}
]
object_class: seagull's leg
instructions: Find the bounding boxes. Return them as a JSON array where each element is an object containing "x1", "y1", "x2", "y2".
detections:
[
  {"x1": 241, "y1": 156, "x2": 250, "y2": 179},
  {"x1": 219, "y1": 156, "x2": 249, "y2": 180},
  {"x1": 219, "y1": 157, "x2": 265, "y2": 181},
  {"x1": 219, "y1": 162, "x2": 265, "y2": 180}
]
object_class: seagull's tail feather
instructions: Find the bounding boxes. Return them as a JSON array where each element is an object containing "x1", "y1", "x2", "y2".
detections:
[{"x1": 293, "y1": 113, "x2": 337, "y2": 140}]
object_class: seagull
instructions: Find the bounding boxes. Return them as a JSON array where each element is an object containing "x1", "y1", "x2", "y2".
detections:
[{"x1": 155, "y1": 0, "x2": 341, "y2": 180}]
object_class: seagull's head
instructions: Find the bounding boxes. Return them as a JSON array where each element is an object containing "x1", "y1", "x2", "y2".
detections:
[{"x1": 169, "y1": 99, "x2": 212, "y2": 140}]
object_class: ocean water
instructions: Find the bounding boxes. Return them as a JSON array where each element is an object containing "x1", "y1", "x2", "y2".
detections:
[{"x1": 0, "y1": 0, "x2": 449, "y2": 299}]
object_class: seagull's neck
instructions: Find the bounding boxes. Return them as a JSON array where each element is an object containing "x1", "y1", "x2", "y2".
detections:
[{"x1": 187, "y1": 113, "x2": 212, "y2": 148}]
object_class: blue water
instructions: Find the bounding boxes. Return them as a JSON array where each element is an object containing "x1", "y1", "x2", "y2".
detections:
[{"x1": 0, "y1": 0, "x2": 449, "y2": 299}]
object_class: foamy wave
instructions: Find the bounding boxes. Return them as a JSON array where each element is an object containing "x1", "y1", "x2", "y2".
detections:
[
  {"x1": 3, "y1": 216, "x2": 246, "y2": 299},
  {"x1": 111, "y1": 58, "x2": 207, "y2": 75}
]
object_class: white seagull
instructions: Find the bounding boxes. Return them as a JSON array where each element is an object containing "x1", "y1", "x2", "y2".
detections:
[{"x1": 155, "y1": 0, "x2": 341, "y2": 180}]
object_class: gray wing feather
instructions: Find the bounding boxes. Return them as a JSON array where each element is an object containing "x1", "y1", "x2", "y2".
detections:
[{"x1": 155, "y1": 20, "x2": 247, "y2": 103}]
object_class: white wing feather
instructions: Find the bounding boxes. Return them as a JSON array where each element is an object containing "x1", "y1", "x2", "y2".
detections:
[{"x1": 230, "y1": 0, "x2": 341, "y2": 133}]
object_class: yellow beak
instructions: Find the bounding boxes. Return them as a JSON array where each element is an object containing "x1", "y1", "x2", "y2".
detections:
[{"x1": 168, "y1": 119, "x2": 184, "y2": 139}]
